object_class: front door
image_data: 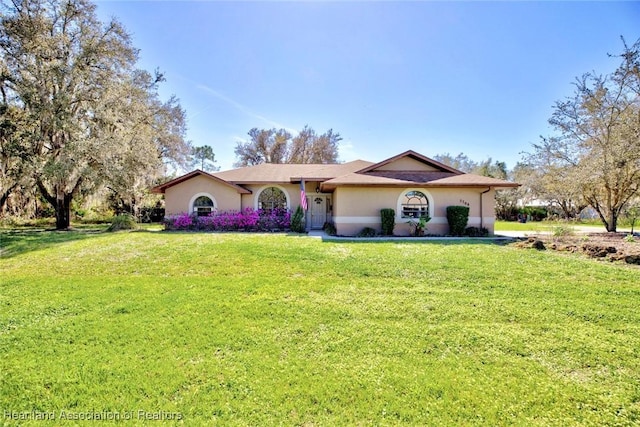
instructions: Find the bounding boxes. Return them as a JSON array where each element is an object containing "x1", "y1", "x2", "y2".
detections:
[{"x1": 310, "y1": 196, "x2": 326, "y2": 229}]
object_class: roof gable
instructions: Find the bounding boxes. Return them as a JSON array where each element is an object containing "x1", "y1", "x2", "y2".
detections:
[
  {"x1": 321, "y1": 150, "x2": 519, "y2": 190},
  {"x1": 357, "y1": 150, "x2": 463, "y2": 174},
  {"x1": 151, "y1": 170, "x2": 251, "y2": 194},
  {"x1": 373, "y1": 156, "x2": 441, "y2": 172}
]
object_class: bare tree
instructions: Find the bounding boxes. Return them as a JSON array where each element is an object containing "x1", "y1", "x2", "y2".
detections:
[
  {"x1": 234, "y1": 128, "x2": 290, "y2": 166},
  {"x1": 234, "y1": 125, "x2": 340, "y2": 166},
  {"x1": 527, "y1": 37, "x2": 640, "y2": 232},
  {"x1": 288, "y1": 125, "x2": 341, "y2": 164}
]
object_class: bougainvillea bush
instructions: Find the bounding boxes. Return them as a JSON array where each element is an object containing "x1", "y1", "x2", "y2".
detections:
[{"x1": 163, "y1": 208, "x2": 291, "y2": 232}]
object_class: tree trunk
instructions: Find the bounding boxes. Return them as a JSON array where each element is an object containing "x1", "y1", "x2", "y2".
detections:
[
  {"x1": 560, "y1": 201, "x2": 572, "y2": 220},
  {"x1": 55, "y1": 194, "x2": 72, "y2": 230},
  {"x1": 37, "y1": 178, "x2": 81, "y2": 230},
  {"x1": 0, "y1": 183, "x2": 19, "y2": 213},
  {"x1": 606, "y1": 212, "x2": 617, "y2": 233}
]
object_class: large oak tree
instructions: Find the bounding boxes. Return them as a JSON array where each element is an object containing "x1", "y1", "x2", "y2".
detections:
[{"x1": 1, "y1": 0, "x2": 189, "y2": 228}]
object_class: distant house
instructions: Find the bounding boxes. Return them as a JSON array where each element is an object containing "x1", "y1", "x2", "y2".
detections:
[{"x1": 152, "y1": 150, "x2": 519, "y2": 236}]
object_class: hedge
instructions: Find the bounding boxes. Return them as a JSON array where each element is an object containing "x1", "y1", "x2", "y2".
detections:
[
  {"x1": 446, "y1": 205, "x2": 470, "y2": 236},
  {"x1": 380, "y1": 208, "x2": 395, "y2": 236}
]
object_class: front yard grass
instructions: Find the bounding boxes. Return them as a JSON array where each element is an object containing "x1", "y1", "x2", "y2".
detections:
[
  {"x1": 494, "y1": 220, "x2": 607, "y2": 233},
  {"x1": 1, "y1": 230, "x2": 639, "y2": 425}
]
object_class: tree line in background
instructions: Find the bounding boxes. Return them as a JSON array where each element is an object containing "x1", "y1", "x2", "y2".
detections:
[
  {"x1": 431, "y1": 153, "x2": 519, "y2": 221},
  {"x1": 1, "y1": 0, "x2": 637, "y2": 234}
]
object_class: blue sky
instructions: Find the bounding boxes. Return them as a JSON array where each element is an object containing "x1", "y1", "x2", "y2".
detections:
[{"x1": 95, "y1": 1, "x2": 639, "y2": 171}]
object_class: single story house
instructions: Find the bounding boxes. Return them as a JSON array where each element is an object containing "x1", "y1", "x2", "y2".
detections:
[{"x1": 152, "y1": 150, "x2": 519, "y2": 236}]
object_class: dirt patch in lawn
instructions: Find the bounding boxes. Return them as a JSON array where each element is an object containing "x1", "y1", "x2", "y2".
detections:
[{"x1": 512, "y1": 233, "x2": 640, "y2": 266}]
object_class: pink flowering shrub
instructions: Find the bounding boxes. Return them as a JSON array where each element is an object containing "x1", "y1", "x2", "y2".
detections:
[
  {"x1": 257, "y1": 207, "x2": 291, "y2": 231},
  {"x1": 163, "y1": 208, "x2": 291, "y2": 232},
  {"x1": 171, "y1": 212, "x2": 193, "y2": 229}
]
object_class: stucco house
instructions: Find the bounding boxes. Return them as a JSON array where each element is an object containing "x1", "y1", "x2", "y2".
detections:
[{"x1": 152, "y1": 150, "x2": 519, "y2": 236}]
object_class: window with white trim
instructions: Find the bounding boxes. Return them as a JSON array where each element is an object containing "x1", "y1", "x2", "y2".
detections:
[
  {"x1": 193, "y1": 195, "x2": 215, "y2": 216},
  {"x1": 258, "y1": 187, "x2": 287, "y2": 213},
  {"x1": 401, "y1": 190, "x2": 429, "y2": 218}
]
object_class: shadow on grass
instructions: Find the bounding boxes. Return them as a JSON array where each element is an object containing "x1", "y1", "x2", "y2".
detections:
[{"x1": 0, "y1": 226, "x2": 110, "y2": 258}]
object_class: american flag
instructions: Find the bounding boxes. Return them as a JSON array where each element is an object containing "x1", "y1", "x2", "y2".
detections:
[{"x1": 300, "y1": 181, "x2": 308, "y2": 211}]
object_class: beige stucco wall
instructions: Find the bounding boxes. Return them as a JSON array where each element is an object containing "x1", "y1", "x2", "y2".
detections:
[
  {"x1": 164, "y1": 175, "x2": 242, "y2": 215},
  {"x1": 165, "y1": 180, "x2": 322, "y2": 216},
  {"x1": 163, "y1": 175, "x2": 498, "y2": 236},
  {"x1": 376, "y1": 157, "x2": 439, "y2": 171},
  {"x1": 332, "y1": 186, "x2": 496, "y2": 236}
]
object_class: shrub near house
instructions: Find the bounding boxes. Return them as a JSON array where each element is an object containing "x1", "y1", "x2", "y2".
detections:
[
  {"x1": 447, "y1": 206, "x2": 470, "y2": 236},
  {"x1": 380, "y1": 208, "x2": 395, "y2": 236}
]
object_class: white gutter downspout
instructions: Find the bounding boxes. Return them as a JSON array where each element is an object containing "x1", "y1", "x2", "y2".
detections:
[{"x1": 480, "y1": 187, "x2": 491, "y2": 229}]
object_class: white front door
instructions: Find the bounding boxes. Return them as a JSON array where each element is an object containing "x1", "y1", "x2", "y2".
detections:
[{"x1": 310, "y1": 196, "x2": 326, "y2": 229}]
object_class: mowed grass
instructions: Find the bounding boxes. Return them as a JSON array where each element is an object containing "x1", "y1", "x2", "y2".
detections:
[
  {"x1": 1, "y1": 231, "x2": 639, "y2": 426},
  {"x1": 494, "y1": 220, "x2": 606, "y2": 232}
]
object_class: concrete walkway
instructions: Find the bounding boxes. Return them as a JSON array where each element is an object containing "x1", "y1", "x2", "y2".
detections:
[
  {"x1": 308, "y1": 226, "x2": 635, "y2": 241},
  {"x1": 307, "y1": 229, "x2": 515, "y2": 242}
]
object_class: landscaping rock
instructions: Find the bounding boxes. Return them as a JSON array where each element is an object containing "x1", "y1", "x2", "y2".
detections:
[
  {"x1": 553, "y1": 243, "x2": 579, "y2": 253},
  {"x1": 581, "y1": 244, "x2": 617, "y2": 258},
  {"x1": 532, "y1": 239, "x2": 546, "y2": 250},
  {"x1": 511, "y1": 232, "x2": 639, "y2": 266},
  {"x1": 609, "y1": 253, "x2": 626, "y2": 262},
  {"x1": 625, "y1": 255, "x2": 640, "y2": 265}
]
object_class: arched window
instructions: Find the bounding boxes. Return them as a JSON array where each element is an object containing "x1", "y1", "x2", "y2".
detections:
[
  {"x1": 193, "y1": 195, "x2": 215, "y2": 216},
  {"x1": 400, "y1": 190, "x2": 429, "y2": 218},
  {"x1": 258, "y1": 187, "x2": 287, "y2": 213}
]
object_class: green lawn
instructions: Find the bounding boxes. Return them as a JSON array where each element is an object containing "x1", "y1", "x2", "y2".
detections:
[
  {"x1": 494, "y1": 220, "x2": 608, "y2": 232},
  {"x1": 1, "y1": 230, "x2": 639, "y2": 425}
]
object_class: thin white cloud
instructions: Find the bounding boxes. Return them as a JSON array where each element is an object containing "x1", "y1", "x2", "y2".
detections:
[
  {"x1": 196, "y1": 84, "x2": 297, "y2": 134},
  {"x1": 232, "y1": 135, "x2": 246, "y2": 143},
  {"x1": 338, "y1": 140, "x2": 362, "y2": 162}
]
